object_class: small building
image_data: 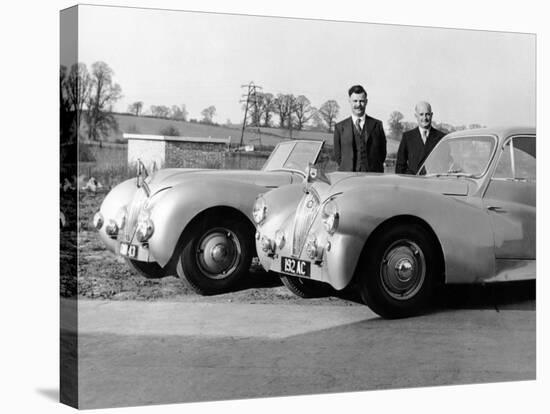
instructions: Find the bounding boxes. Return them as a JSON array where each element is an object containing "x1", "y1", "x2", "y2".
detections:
[{"x1": 124, "y1": 133, "x2": 231, "y2": 171}]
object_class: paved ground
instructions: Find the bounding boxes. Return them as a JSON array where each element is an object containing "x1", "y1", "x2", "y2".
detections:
[{"x1": 65, "y1": 293, "x2": 536, "y2": 409}]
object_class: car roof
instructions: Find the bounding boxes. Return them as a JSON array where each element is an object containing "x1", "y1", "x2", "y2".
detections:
[{"x1": 444, "y1": 125, "x2": 535, "y2": 140}]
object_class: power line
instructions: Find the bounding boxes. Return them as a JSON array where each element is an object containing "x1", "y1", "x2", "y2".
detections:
[{"x1": 239, "y1": 82, "x2": 263, "y2": 147}]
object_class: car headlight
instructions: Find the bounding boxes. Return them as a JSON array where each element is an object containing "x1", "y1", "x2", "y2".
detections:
[
  {"x1": 135, "y1": 210, "x2": 154, "y2": 242},
  {"x1": 93, "y1": 212, "x2": 104, "y2": 230},
  {"x1": 105, "y1": 219, "x2": 119, "y2": 237},
  {"x1": 252, "y1": 196, "x2": 267, "y2": 224},
  {"x1": 322, "y1": 199, "x2": 339, "y2": 234},
  {"x1": 114, "y1": 207, "x2": 127, "y2": 230}
]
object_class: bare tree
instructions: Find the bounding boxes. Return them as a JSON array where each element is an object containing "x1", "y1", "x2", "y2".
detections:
[
  {"x1": 60, "y1": 63, "x2": 92, "y2": 141},
  {"x1": 85, "y1": 61, "x2": 122, "y2": 141},
  {"x1": 128, "y1": 101, "x2": 144, "y2": 116},
  {"x1": 274, "y1": 93, "x2": 296, "y2": 128},
  {"x1": 293, "y1": 95, "x2": 315, "y2": 130},
  {"x1": 60, "y1": 66, "x2": 73, "y2": 144},
  {"x1": 310, "y1": 111, "x2": 327, "y2": 132},
  {"x1": 260, "y1": 93, "x2": 275, "y2": 127},
  {"x1": 318, "y1": 100, "x2": 340, "y2": 132},
  {"x1": 201, "y1": 106, "x2": 217, "y2": 124}
]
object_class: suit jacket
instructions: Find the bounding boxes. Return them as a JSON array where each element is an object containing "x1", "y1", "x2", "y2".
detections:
[
  {"x1": 333, "y1": 115, "x2": 387, "y2": 172},
  {"x1": 395, "y1": 127, "x2": 446, "y2": 175}
]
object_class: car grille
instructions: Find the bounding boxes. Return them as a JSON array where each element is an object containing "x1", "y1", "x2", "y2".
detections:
[
  {"x1": 123, "y1": 188, "x2": 148, "y2": 242},
  {"x1": 291, "y1": 190, "x2": 320, "y2": 257}
]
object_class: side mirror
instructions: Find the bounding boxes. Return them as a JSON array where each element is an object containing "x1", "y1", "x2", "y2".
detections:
[{"x1": 305, "y1": 162, "x2": 330, "y2": 185}]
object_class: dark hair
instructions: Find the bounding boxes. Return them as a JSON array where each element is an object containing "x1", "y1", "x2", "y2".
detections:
[{"x1": 348, "y1": 84, "x2": 367, "y2": 97}]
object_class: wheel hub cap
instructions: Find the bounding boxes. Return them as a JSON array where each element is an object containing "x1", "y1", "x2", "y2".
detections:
[
  {"x1": 211, "y1": 244, "x2": 228, "y2": 262},
  {"x1": 395, "y1": 258, "x2": 414, "y2": 282},
  {"x1": 196, "y1": 229, "x2": 241, "y2": 280},
  {"x1": 380, "y1": 240, "x2": 425, "y2": 300}
]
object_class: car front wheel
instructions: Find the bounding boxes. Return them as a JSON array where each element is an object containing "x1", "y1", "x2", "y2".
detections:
[
  {"x1": 176, "y1": 217, "x2": 253, "y2": 295},
  {"x1": 359, "y1": 223, "x2": 439, "y2": 319}
]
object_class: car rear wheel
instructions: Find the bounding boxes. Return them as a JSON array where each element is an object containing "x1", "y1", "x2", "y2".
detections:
[
  {"x1": 359, "y1": 223, "x2": 439, "y2": 318},
  {"x1": 126, "y1": 259, "x2": 166, "y2": 279},
  {"x1": 176, "y1": 217, "x2": 253, "y2": 295},
  {"x1": 280, "y1": 275, "x2": 332, "y2": 298}
]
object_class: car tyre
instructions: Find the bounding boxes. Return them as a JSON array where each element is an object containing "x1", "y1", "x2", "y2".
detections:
[
  {"x1": 126, "y1": 259, "x2": 166, "y2": 279},
  {"x1": 359, "y1": 223, "x2": 439, "y2": 318},
  {"x1": 176, "y1": 217, "x2": 253, "y2": 295},
  {"x1": 280, "y1": 275, "x2": 332, "y2": 298}
]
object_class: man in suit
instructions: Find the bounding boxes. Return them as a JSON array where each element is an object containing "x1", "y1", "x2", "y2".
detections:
[
  {"x1": 333, "y1": 85, "x2": 387, "y2": 172},
  {"x1": 395, "y1": 101, "x2": 446, "y2": 175}
]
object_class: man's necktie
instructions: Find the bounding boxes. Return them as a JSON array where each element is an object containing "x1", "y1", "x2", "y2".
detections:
[{"x1": 356, "y1": 118, "x2": 362, "y2": 134}]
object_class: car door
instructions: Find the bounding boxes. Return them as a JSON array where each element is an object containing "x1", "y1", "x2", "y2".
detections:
[{"x1": 483, "y1": 135, "x2": 536, "y2": 260}]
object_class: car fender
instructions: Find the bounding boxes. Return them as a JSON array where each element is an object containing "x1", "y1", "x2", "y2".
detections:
[
  {"x1": 258, "y1": 183, "x2": 305, "y2": 233},
  {"x1": 97, "y1": 178, "x2": 138, "y2": 253},
  {"x1": 327, "y1": 184, "x2": 495, "y2": 287},
  {"x1": 148, "y1": 178, "x2": 269, "y2": 267}
]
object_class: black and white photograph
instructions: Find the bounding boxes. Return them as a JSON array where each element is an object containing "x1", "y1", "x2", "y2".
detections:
[
  {"x1": 3, "y1": 0, "x2": 548, "y2": 413},
  {"x1": 57, "y1": 3, "x2": 539, "y2": 409}
]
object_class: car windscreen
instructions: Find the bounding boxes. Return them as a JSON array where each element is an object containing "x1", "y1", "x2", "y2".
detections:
[
  {"x1": 421, "y1": 135, "x2": 496, "y2": 177},
  {"x1": 262, "y1": 141, "x2": 322, "y2": 174}
]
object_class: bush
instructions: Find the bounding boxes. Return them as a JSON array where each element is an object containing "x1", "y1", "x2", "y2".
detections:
[
  {"x1": 159, "y1": 125, "x2": 180, "y2": 136},
  {"x1": 78, "y1": 144, "x2": 97, "y2": 162}
]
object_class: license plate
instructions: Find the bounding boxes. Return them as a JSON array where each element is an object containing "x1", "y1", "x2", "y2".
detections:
[
  {"x1": 120, "y1": 242, "x2": 138, "y2": 259},
  {"x1": 281, "y1": 256, "x2": 311, "y2": 277}
]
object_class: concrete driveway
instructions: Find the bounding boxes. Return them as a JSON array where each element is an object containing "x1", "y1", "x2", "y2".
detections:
[{"x1": 65, "y1": 296, "x2": 535, "y2": 409}]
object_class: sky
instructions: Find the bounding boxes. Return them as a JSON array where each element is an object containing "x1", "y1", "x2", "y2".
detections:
[{"x1": 69, "y1": 5, "x2": 536, "y2": 129}]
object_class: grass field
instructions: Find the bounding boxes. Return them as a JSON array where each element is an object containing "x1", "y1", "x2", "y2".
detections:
[
  {"x1": 102, "y1": 114, "x2": 333, "y2": 147},
  {"x1": 95, "y1": 113, "x2": 399, "y2": 153}
]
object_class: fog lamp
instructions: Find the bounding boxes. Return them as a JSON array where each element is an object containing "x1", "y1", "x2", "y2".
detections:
[
  {"x1": 93, "y1": 212, "x2": 104, "y2": 230},
  {"x1": 105, "y1": 219, "x2": 119, "y2": 237},
  {"x1": 305, "y1": 234, "x2": 323, "y2": 261},
  {"x1": 260, "y1": 235, "x2": 275, "y2": 254},
  {"x1": 274, "y1": 230, "x2": 286, "y2": 249},
  {"x1": 135, "y1": 210, "x2": 154, "y2": 242}
]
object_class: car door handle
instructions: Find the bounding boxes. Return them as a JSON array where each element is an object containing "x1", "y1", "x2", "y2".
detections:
[{"x1": 487, "y1": 205, "x2": 506, "y2": 213}]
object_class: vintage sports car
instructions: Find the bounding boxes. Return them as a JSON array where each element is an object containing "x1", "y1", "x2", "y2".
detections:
[
  {"x1": 254, "y1": 127, "x2": 535, "y2": 318},
  {"x1": 93, "y1": 140, "x2": 323, "y2": 294}
]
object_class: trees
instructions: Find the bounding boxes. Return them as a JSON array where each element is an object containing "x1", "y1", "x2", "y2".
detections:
[
  {"x1": 150, "y1": 105, "x2": 170, "y2": 118},
  {"x1": 260, "y1": 93, "x2": 275, "y2": 127},
  {"x1": 171, "y1": 104, "x2": 188, "y2": 121},
  {"x1": 128, "y1": 101, "x2": 144, "y2": 116},
  {"x1": 274, "y1": 93, "x2": 296, "y2": 128},
  {"x1": 85, "y1": 61, "x2": 122, "y2": 141},
  {"x1": 387, "y1": 111, "x2": 405, "y2": 141},
  {"x1": 247, "y1": 95, "x2": 263, "y2": 127},
  {"x1": 201, "y1": 105, "x2": 217, "y2": 124},
  {"x1": 318, "y1": 100, "x2": 340, "y2": 132},
  {"x1": 293, "y1": 95, "x2": 315, "y2": 130},
  {"x1": 60, "y1": 63, "x2": 92, "y2": 142}
]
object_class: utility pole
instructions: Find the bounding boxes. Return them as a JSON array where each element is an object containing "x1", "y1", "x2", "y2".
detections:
[{"x1": 239, "y1": 82, "x2": 262, "y2": 148}]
